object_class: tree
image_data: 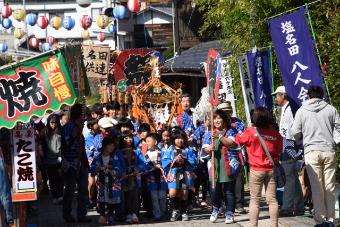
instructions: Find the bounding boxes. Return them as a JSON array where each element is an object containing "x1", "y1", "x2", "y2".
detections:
[{"x1": 194, "y1": 0, "x2": 340, "y2": 121}]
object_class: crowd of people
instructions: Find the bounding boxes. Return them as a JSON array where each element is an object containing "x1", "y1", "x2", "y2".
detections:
[{"x1": 0, "y1": 85, "x2": 339, "y2": 227}]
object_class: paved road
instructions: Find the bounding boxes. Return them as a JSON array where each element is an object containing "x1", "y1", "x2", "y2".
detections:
[{"x1": 27, "y1": 194, "x2": 323, "y2": 227}]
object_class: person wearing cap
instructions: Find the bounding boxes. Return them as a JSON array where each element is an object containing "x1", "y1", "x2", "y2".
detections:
[
  {"x1": 291, "y1": 86, "x2": 339, "y2": 227},
  {"x1": 272, "y1": 86, "x2": 304, "y2": 216},
  {"x1": 92, "y1": 117, "x2": 116, "y2": 158},
  {"x1": 217, "y1": 101, "x2": 246, "y2": 214}
]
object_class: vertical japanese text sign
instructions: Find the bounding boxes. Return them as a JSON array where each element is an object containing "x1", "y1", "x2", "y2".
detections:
[
  {"x1": 219, "y1": 59, "x2": 237, "y2": 116},
  {"x1": 13, "y1": 129, "x2": 37, "y2": 193},
  {"x1": 82, "y1": 45, "x2": 110, "y2": 79},
  {"x1": 268, "y1": 7, "x2": 325, "y2": 113},
  {"x1": 247, "y1": 48, "x2": 273, "y2": 110},
  {"x1": 206, "y1": 48, "x2": 222, "y2": 106},
  {"x1": 238, "y1": 55, "x2": 255, "y2": 127}
]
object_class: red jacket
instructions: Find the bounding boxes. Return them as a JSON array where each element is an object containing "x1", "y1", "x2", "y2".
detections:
[{"x1": 236, "y1": 127, "x2": 282, "y2": 171}]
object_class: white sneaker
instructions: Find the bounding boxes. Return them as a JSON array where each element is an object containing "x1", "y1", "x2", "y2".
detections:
[
  {"x1": 126, "y1": 214, "x2": 132, "y2": 223},
  {"x1": 131, "y1": 213, "x2": 139, "y2": 223},
  {"x1": 225, "y1": 213, "x2": 234, "y2": 224},
  {"x1": 210, "y1": 212, "x2": 218, "y2": 223}
]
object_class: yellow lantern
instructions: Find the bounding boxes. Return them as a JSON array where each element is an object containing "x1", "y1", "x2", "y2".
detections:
[
  {"x1": 81, "y1": 30, "x2": 90, "y2": 39},
  {"x1": 14, "y1": 28, "x2": 25, "y2": 39},
  {"x1": 50, "y1": 15, "x2": 62, "y2": 30},
  {"x1": 96, "y1": 14, "x2": 109, "y2": 29},
  {"x1": 13, "y1": 8, "x2": 25, "y2": 21}
]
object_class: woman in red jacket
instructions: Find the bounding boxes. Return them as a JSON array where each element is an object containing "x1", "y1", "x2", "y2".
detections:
[{"x1": 236, "y1": 107, "x2": 282, "y2": 227}]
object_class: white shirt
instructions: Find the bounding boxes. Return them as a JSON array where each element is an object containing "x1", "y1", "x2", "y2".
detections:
[
  {"x1": 279, "y1": 102, "x2": 294, "y2": 140},
  {"x1": 146, "y1": 150, "x2": 159, "y2": 165}
]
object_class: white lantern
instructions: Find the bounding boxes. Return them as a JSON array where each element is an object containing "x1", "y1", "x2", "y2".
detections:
[{"x1": 77, "y1": 0, "x2": 92, "y2": 8}]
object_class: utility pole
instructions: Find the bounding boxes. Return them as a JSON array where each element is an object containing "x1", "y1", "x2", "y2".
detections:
[{"x1": 173, "y1": 0, "x2": 180, "y2": 56}]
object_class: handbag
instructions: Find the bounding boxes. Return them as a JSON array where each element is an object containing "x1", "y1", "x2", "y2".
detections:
[{"x1": 255, "y1": 127, "x2": 286, "y2": 188}]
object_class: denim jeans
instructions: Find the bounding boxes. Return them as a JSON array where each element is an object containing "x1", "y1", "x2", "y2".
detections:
[
  {"x1": 150, "y1": 190, "x2": 166, "y2": 219},
  {"x1": 211, "y1": 181, "x2": 235, "y2": 214},
  {"x1": 281, "y1": 159, "x2": 304, "y2": 212},
  {"x1": 0, "y1": 158, "x2": 13, "y2": 225},
  {"x1": 62, "y1": 167, "x2": 89, "y2": 219}
]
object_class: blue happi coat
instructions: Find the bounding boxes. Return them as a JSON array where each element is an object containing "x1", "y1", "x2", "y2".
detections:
[
  {"x1": 115, "y1": 148, "x2": 147, "y2": 191},
  {"x1": 90, "y1": 152, "x2": 123, "y2": 203},
  {"x1": 162, "y1": 146, "x2": 197, "y2": 189},
  {"x1": 176, "y1": 111, "x2": 195, "y2": 135},
  {"x1": 143, "y1": 149, "x2": 168, "y2": 191},
  {"x1": 85, "y1": 132, "x2": 97, "y2": 165}
]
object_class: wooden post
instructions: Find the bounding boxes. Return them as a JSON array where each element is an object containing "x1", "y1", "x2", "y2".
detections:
[{"x1": 210, "y1": 106, "x2": 215, "y2": 189}]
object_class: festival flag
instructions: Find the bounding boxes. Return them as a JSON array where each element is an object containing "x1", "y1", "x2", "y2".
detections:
[
  {"x1": 219, "y1": 59, "x2": 237, "y2": 116},
  {"x1": 246, "y1": 48, "x2": 273, "y2": 110},
  {"x1": 0, "y1": 49, "x2": 77, "y2": 129},
  {"x1": 268, "y1": 7, "x2": 325, "y2": 113},
  {"x1": 238, "y1": 55, "x2": 255, "y2": 127},
  {"x1": 206, "y1": 48, "x2": 222, "y2": 106}
]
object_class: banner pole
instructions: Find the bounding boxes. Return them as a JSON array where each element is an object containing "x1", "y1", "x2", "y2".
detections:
[
  {"x1": 210, "y1": 106, "x2": 215, "y2": 189},
  {"x1": 265, "y1": 0, "x2": 321, "y2": 20},
  {"x1": 304, "y1": 3, "x2": 332, "y2": 102},
  {"x1": 269, "y1": 46, "x2": 275, "y2": 110}
]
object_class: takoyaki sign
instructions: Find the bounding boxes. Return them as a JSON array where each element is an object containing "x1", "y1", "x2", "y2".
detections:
[{"x1": 13, "y1": 129, "x2": 37, "y2": 193}]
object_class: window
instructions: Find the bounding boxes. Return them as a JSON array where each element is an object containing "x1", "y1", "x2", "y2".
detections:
[{"x1": 91, "y1": 8, "x2": 101, "y2": 21}]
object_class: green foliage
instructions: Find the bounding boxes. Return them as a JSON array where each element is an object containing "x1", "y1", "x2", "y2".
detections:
[
  {"x1": 86, "y1": 93, "x2": 101, "y2": 107},
  {"x1": 194, "y1": 0, "x2": 340, "y2": 122}
]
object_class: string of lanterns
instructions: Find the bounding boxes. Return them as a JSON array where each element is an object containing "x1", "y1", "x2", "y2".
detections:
[{"x1": 0, "y1": 0, "x2": 142, "y2": 52}]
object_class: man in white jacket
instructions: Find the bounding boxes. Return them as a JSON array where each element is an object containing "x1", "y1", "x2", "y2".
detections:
[
  {"x1": 272, "y1": 86, "x2": 304, "y2": 217},
  {"x1": 291, "y1": 86, "x2": 340, "y2": 227}
]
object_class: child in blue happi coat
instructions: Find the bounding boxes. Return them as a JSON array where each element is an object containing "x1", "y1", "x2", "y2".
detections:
[
  {"x1": 90, "y1": 137, "x2": 122, "y2": 225},
  {"x1": 162, "y1": 129, "x2": 197, "y2": 222},
  {"x1": 85, "y1": 118, "x2": 99, "y2": 208},
  {"x1": 144, "y1": 133, "x2": 167, "y2": 221},
  {"x1": 116, "y1": 130, "x2": 146, "y2": 224}
]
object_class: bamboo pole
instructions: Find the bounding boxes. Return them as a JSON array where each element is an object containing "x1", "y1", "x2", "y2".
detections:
[{"x1": 210, "y1": 106, "x2": 215, "y2": 189}]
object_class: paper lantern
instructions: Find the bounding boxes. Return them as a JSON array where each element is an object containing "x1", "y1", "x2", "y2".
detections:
[
  {"x1": 42, "y1": 43, "x2": 51, "y2": 52},
  {"x1": 1, "y1": 5, "x2": 12, "y2": 18},
  {"x1": 81, "y1": 30, "x2": 90, "y2": 39},
  {"x1": 37, "y1": 16, "x2": 48, "y2": 29},
  {"x1": 80, "y1": 15, "x2": 92, "y2": 30},
  {"x1": 46, "y1": 36, "x2": 55, "y2": 45},
  {"x1": 77, "y1": 0, "x2": 92, "y2": 8},
  {"x1": 108, "y1": 24, "x2": 116, "y2": 33},
  {"x1": 0, "y1": 43, "x2": 8, "y2": 53},
  {"x1": 114, "y1": 5, "x2": 128, "y2": 20},
  {"x1": 13, "y1": 8, "x2": 26, "y2": 21},
  {"x1": 1, "y1": 18, "x2": 12, "y2": 29},
  {"x1": 29, "y1": 36, "x2": 40, "y2": 49},
  {"x1": 127, "y1": 0, "x2": 141, "y2": 13},
  {"x1": 14, "y1": 28, "x2": 25, "y2": 39},
  {"x1": 97, "y1": 32, "x2": 106, "y2": 42},
  {"x1": 50, "y1": 15, "x2": 62, "y2": 30},
  {"x1": 96, "y1": 14, "x2": 109, "y2": 29},
  {"x1": 26, "y1": 13, "x2": 37, "y2": 26},
  {"x1": 63, "y1": 16, "x2": 75, "y2": 30}
]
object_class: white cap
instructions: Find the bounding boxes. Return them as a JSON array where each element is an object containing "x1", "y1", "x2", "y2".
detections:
[
  {"x1": 272, "y1": 86, "x2": 286, "y2": 95},
  {"x1": 98, "y1": 117, "x2": 114, "y2": 129}
]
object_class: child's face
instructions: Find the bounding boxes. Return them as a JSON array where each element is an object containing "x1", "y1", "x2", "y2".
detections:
[
  {"x1": 174, "y1": 137, "x2": 184, "y2": 148},
  {"x1": 123, "y1": 136, "x2": 133, "y2": 147},
  {"x1": 91, "y1": 123, "x2": 99, "y2": 132},
  {"x1": 146, "y1": 137, "x2": 157, "y2": 149},
  {"x1": 139, "y1": 131, "x2": 148, "y2": 140},
  {"x1": 162, "y1": 131, "x2": 170, "y2": 144},
  {"x1": 121, "y1": 126, "x2": 131, "y2": 133}
]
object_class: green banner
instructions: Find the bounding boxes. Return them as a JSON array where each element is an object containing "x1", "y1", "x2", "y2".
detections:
[{"x1": 0, "y1": 49, "x2": 77, "y2": 129}]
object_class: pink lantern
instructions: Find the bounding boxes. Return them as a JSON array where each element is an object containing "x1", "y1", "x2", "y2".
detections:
[
  {"x1": 46, "y1": 36, "x2": 55, "y2": 45},
  {"x1": 29, "y1": 36, "x2": 40, "y2": 49},
  {"x1": 81, "y1": 15, "x2": 92, "y2": 30},
  {"x1": 97, "y1": 32, "x2": 106, "y2": 42},
  {"x1": 1, "y1": 5, "x2": 12, "y2": 18},
  {"x1": 37, "y1": 16, "x2": 48, "y2": 29},
  {"x1": 127, "y1": 0, "x2": 141, "y2": 13}
]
